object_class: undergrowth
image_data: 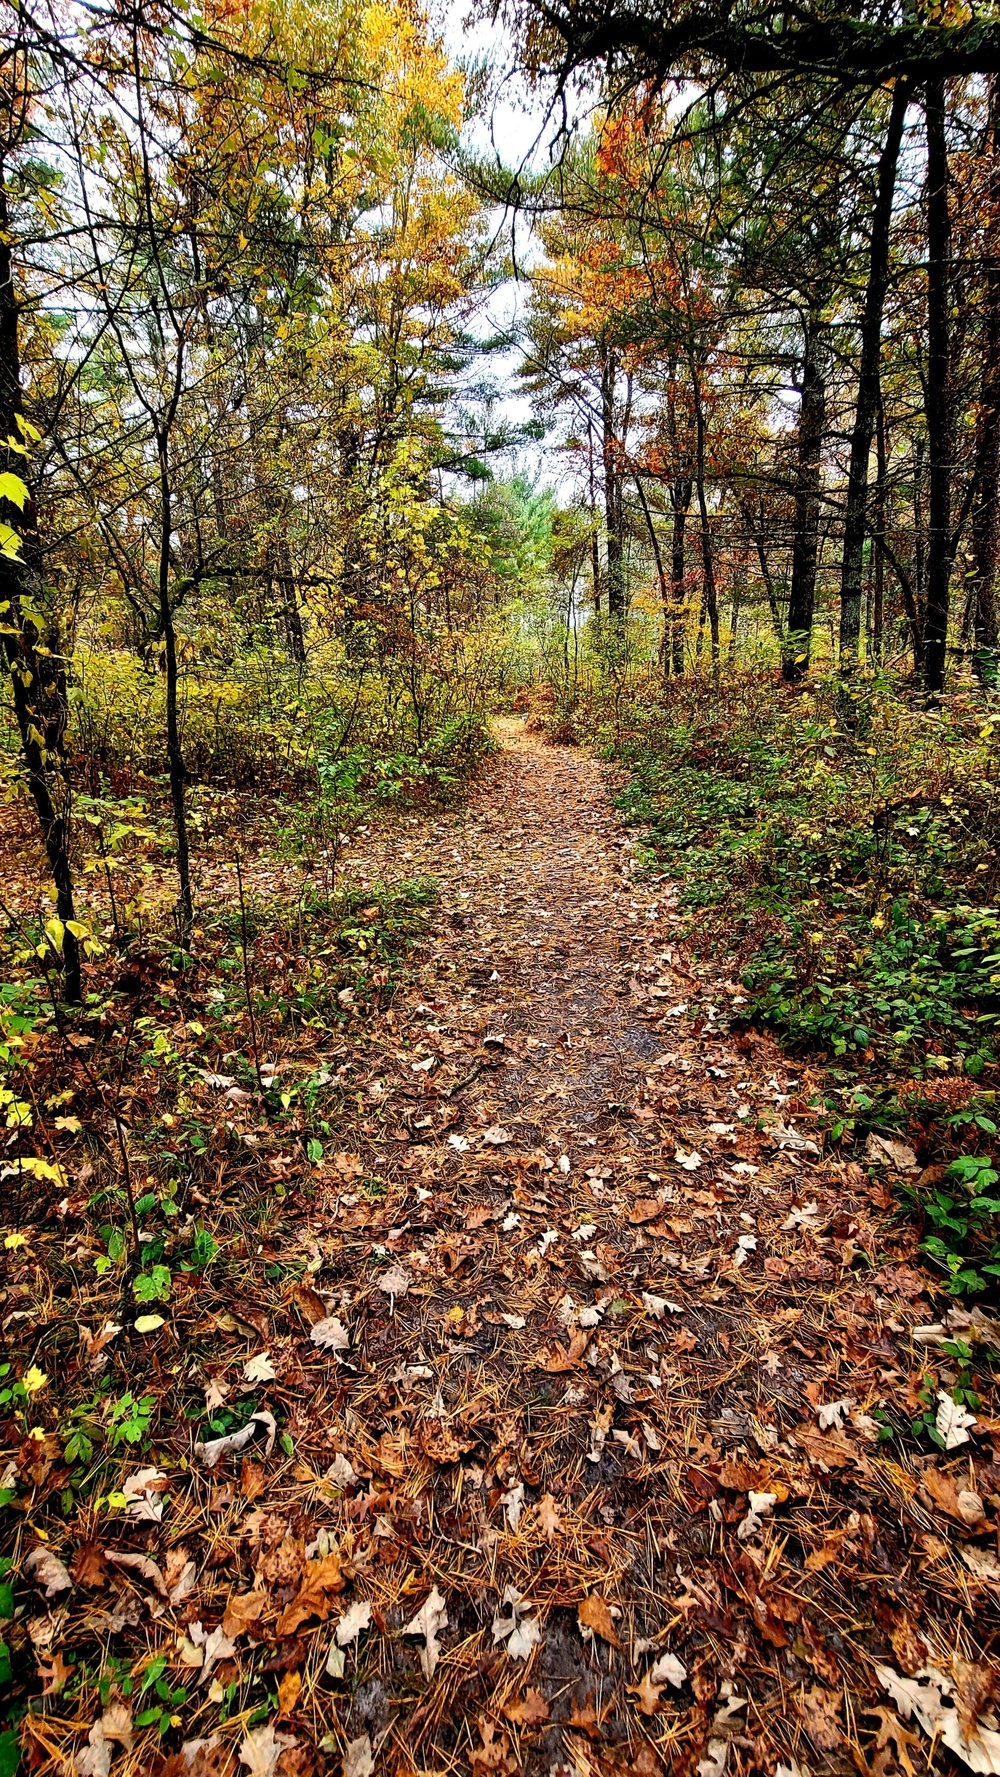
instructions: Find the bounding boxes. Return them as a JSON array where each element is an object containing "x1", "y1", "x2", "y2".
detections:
[{"x1": 573, "y1": 669, "x2": 1000, "y2": 1076}]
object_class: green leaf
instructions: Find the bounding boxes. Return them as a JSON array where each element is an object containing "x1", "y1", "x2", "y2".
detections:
[{"x1": 0, "y1": 1726, "x2": 20, "y2": 1777}]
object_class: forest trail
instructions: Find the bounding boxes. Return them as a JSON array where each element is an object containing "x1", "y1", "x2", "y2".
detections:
[
  {"x1": 237, "y1": 719, "x2": 988, "y2": 1777},
  {"x1": 16, "y1": 724, "x2": 995, "y2": 1777}
]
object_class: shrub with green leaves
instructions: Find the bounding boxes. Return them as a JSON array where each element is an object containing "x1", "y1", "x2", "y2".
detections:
[{"x1": 600, "y1": 670, "x2": 1000, "y2": 1073}]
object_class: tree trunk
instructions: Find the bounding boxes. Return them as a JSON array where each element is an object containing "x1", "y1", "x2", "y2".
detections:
[
  {"x1": 691, "y1": 359, "x2": 719, "y2": 673},
  {"x1": 839, "y1": 79, "x2": 909, "y2": 664},
  {"x1": 276, "y1": 535, "x2": 306, "y2": 663},
  {"x1": 670, "y1": 478, "x2": 692, "y2": 674},
  {"x1": 634, "y1": 473, "x2": 670, "y2": 670},
  {"x1": 0, "y1": 174, "x2": 80, "y2": 999},
  {"x1": 969, "y1": 76, "x2": 1000, "y2": 688},
  {"x1": 871, "y1": 394, "x2": 887, "y2": 662},
  {"x1": 783, "y1": 313, "x2": 828, "y2": 681},
  {"x1": 587, "y1": 421, "x2": 602, "y2": 613},
  {"x1": 156, "y1": 424, "x2": 193, "y2": 940},
  {"x1": 923, "y1": 77, "x2": 953, "y2": 696},
  {"x1": 601, "y1": 345, "x2": 626, "y2": 619}
]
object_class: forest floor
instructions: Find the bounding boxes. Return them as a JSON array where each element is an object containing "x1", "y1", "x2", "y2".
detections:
[{"x1": 9, "y1": 719, "x2": 1000, "y2": 1777}]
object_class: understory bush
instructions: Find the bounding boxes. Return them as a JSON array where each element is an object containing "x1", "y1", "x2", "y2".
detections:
[
  {"x1": 62, "y1": 631, "x2": 502, "y2": 795},
  {"x1": 573, "y1": 668, "x2": 1000, "y2": 1075}
]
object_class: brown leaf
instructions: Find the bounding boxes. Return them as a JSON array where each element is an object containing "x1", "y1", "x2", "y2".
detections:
[
  {"x1": 577, "y1": 1593, "x2": 620, "y2": 1647},
  {"x1": 955, "y1": 1658, "x2": 996, "y2": 1742},
  {"x1": 790, "y1": 1423, "x2": 858, "y2": 1470},
  {"x1": 104, "y1": 1549, "x2": 168, "y2": 1596},
  {"x1": 544, "y1": 1330, "x2": 589, "y2": 1372},
  {"x1": 418, "y1": 1419, "x2": 474, "y2": 1463},
  {"x1": 568, "y1": 1696, "x2": 606, "y2": 1737},
  {"x1": 276, "y1": 1554, "x2": 345, "y2": 1635},
  {"x1": 290, "y1": 1283, "x2": 327, "y2": 1327},
  {"x1": 798, "y1": 1686, "x2": 843, "y2": 1751},
  {"x1": 801, "y1": 1618, "x2": 841, "y2": 1685},
  {"x1": 804, "y1": 1526, "x2": 852, "y2": 1572},
  {"x1": 887, "y1": 1611, "x2": 928, "y2": 1676},
  {"x1": 629, "y1": 1198, "x2": 664, "y2": 1224},
  {"x1": 626, "y1": 1673, "x2": 664, "y2": 1716},
  {"x1": 276, "y1": 1670, "x2": 301, "y2": 1719},
  {"x1": 534, "y1": 1493, "x2": 562, "y2": 1540},
  {"x1": 222, "y1": 1590, "x2": 268, "y2": 1639},
  {"x1": 503, "y1": 1688, "x2": 550, "y2": 1726},
  {"x1": 718, "y1": 1459, "x2": 766, "y2": 1492},
  {"x1": 37, "y1": 1650, "x2": 72, "y2": 1695},
  {"x1": 470, "y1": 1718, "x2": 513, "y2": 1774},
  {"x1": 919, "y1": 1465, "x2": 967, "y2": 1521},
  {"x1": 71, "y1": 1542, "x2": 109, "y2": 1588},
  {"x1": 241, "y1": 1459, "x2": 267, "y2": 1503},
  {"x1": 24, "y1": 1546, "x2": 72, "y2": 1597}
]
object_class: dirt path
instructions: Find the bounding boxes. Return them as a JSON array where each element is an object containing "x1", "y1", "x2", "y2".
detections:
[
  {"x1": 17, "y1": 723, "x2": 999, "y2": 1777},
  {"x1": 265, "y1": 720, "x2": 996, "y2": 1777}
]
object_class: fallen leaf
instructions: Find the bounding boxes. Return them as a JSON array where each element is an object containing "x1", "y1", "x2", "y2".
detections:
[
  {"x1": 222, "y1": 1591, "x2": 268, "y2": 1639},
  {"x1": 936, "y1": 1390, "x2": 977, "y2": 1450},
  {"x1": 37, "y1": 1650, "x2": 72, "y2": 1695},
  {"x1": 503, "y1": 1687, "x2": 550, "y2": 1725},
  {"x1": 238, "y1": 1721, "x2": 297, "y2": 1777},
  {"x1": 76, "y1": 1705, "x2": 133, "y2": 1777},
  {"x1": 276, "y1": 1553, "x2": 345, "y2": 1635},
  {"x1": 577, "y1": 1592, "x2": 620, "y2": 1647},
  {"x1": 122, "y1": 1465, "x2": 168, "y2": 1521},
  {"x1": 402, "y1": 1586, "x2": 448, "y2": 1678},
  {"x1": 480, "y1": 1125, "x2": 512, "y2": 1145},
  {"x1": 244, "y1": 1352, "x2": 277, "y2": 1383},
  {"x1": 737, "y1": 1490, "x2": 778, "y2": 1541},
  {"x1": 628, "y1": 1671, "x2": 666, "y2": 1716},
  {"x1": 650, "y1": 1650, "x2": 688, "y2": 1687},
  {"x1": 865, "y1": 1133, "x2": 919, "y2": 1171},
  {"x1": 501, "y1": 1481, "x2": 525, "y2": 1530},
  {"x1": 816, "y1": 1398, "x2": 855, "y2": 1431},
  {"x1": 276, "y1": 1669, "x2": 301, "y2": 1718},
  {"x1": 70, "y1": 1543, "x2": 108, "y2": 1588},
  {"x1": 674, "y1": 1148, "x2": 702, "y2": 1170},
  {"x1": 799, "y1": 1686, "x2": 843, "y2": 1751},
  {"x1": 195, "y1": 1409, "x2": 276, "y2": 1469},
  {"x1": 878, "y1": 1664, "x2": 1000, "y2": 1773},
  {"x1": 343, "y1": 1735, "x2": 374, "y2": 1777},
  {"x1": 103, "y1": 1549, "x2": 168, "y2": 1596},
  {"x1": 335, "y1": 1599, "x2": 372, "y2": 1646},
  {"x1": 534, "y1": 1493, "x2": 562, "y2": 1540},
  {"x1": 311, "y1": 1317, "x2": 350, "y2": 1352},
  {"x1": 24, "y1": 1546, "x2": 72, "y2": 1597}
]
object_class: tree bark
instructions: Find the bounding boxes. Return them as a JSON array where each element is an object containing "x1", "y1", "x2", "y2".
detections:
[
  {"x1": 633, "y1": 473, "x2": 670, "y2": 670},
  {"x1": 969, "y1": 75, "x2": 1000, "y2": 688},
  {"x1": 156, "y1": 422, "x2": 193, "y2": 940},
  {"x1": 0, "y1": 174, "x2": 80, "y2": 999},
  {"x1": 691, "y1": 358, "x2": 719, "y2": 673},
  {"x1": 871, "y1": 394, "x2": 887, "y2": 662},
  {"x1": 783, "y1": 313, "x2": 827, "y2": 681},
  {"x1": 923, "y1": 77, "x2": 953, "y2": 696},
  {"x1": 839, "y1": 79, "x2": 909, "y2": 664},
  {"x1": 670, "y1": 477, "x2": 692, "y2": 674},
  {"x1": 601, "y1": 345, "x2": 626, "y2": 619}
]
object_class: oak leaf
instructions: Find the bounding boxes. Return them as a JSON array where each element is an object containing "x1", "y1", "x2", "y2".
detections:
[
  {"x1": 577, "y1": 1592, "x2": 620, "y2": 1647},
  {"x1": 276, "y1": 1554, "x2": 345, "y2": 1635}
]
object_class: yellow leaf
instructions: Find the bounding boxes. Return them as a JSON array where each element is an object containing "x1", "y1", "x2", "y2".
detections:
[
  {"x1": 23, "y1": 1366, "x2": 48, "y2": 1394},
  {"x1": 4, "y1": 1231, "x2": 27, "y2": 1249},
  {"x1": 134, "y1": 1314, "x2": 165, "y2": 1333}
]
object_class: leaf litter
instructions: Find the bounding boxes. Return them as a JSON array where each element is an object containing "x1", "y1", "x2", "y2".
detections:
[{"x1": 5, "y1": 719, "x2": 1000, "y2": 1776}]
